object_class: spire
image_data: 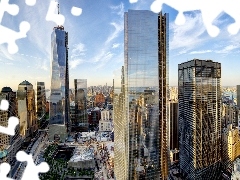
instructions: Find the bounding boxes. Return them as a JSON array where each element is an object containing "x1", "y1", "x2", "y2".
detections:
[{"x1": 57, "y1": 3, "x2": 60, "y2": 14}]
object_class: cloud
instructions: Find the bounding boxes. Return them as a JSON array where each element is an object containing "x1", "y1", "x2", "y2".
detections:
[
  {"x1": 170, "y1": 12, "x2": 207, "y2": 52},
  {"x1": 0, "y1": 46, "x2": 14, "y2": 61},
  {"x1": 95, "y1": 52, "x2": 114, "y2": 69},
  {"x1": 105, "y1": 22, "x2": 124, "y2": 44},
  {"x1": 71, "y1": 43, "x2": 87, "y2": 58},
  {"x1": 189, "y1": 50, "x2": 213, "y2": 54},
  {"x1": 90, "y1": 3, "x2": 124, "y2": 69},
  {"x1": 110, "y1": 2, "x2": 124, "y2": 17},
  {"x1": 40, "y1": 59, "x2": 48, "y2": 71},
  {"x1": 215, "y1": 45, "x2": 240, "y2": 53},
  {"x1": 112, "y1": 43, "x2": 120, "y2": 49},
  {"x1": 69, "y1": 59, "x2": 84, "y2": 69},
  {"x1": 70, "y1": 43, "x2": 86, "y2": 69}
]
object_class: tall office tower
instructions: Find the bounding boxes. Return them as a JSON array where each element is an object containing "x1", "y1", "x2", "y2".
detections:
[
  {"x1": 74, "y1": 79, "x2": 88, "y2": 131},
  {"x1": 114, "y1": 10, "x2": 169, "y2": 180},
  {"x1": 49, "y1": 23, "x2": 69, "y2": 142},
  {"x1": 178, "y1": 59, "x2": 222, "y2": 179},
  {"x1": 17, "y1": 80, "x2": 37, "y2": 137},
  {"x1": 237, "y1": 85, "x2": 240, "y2": 108},
  {"x1": 222, "y1": 104, "x2": 239, "y2": 128},
  {"x1": 0, "y1": 87, "x2": 22, "y2": 166},
  {"x1": 114, "y1": 66, "x2": 127, "y2": 179},
  {"x1": 221, "y1": 104, "x2": 240, "y2": 171},
  {"x1": 169, "y1": 102, "x2": 179, "y2": 163},
  {"x1": 36, "y1": 82, "x2": 46, "y2": 120}
]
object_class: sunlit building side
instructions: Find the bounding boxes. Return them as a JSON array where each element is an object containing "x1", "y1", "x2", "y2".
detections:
[
  {"x1": 114, "y1": 66, "x2": 128, "y2": 180},
  {"x1": 36, "y1": 82, "x2": 46, "y2": 120},
  {"x1": 17, "y1": 80, "x2": 37, "y2": 138}
]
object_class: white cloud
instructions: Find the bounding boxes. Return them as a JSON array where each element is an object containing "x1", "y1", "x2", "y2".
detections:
[
  {"x1": 215, "y1": 45, "x2": 240, "y2": 53},
  {"x1": 105, "y1": 22, "x2": 124, "y2": 44},
  {"x1": 110, "y1": 2, "x2": 124, "y2": 17},
  {"x1": 0, "y1": 46, "x2": 14, "y2": 61},
  {"x1": 189, "y1": 50, "x2": 213, "y2": 54},
  {"x1": 95, "y1": 52, "x2": 114, "y2": 69},
  {"x1": 40, "y1": 59, "x2": 48, "y2": 71},
  {"x1": 69, "y1": 59, "x2": 84, "y2": 69},
  {"x1": 71, "y1": 43, "x2": 87, "y2": 58},
  {"x1": 112, "y1": 43, "x2": 120, "y2": 49},
  {"x1": 170, "y1": 12, "x2": 207, "y2": 52},
  {"x1": 86, "y1": 2, "x2": 124, "y2": 70}
]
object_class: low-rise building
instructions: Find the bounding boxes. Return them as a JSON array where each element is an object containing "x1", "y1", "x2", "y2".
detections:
[
  {"x1": 99, "y1": 120, "x2": 112, "y2": 132},
  {"x1": 222, "y1": 124, "x2": 240, "y2": 171},
  {"x1": 99, "y1": 110, "x2": 112, "y2": 132},
  {"x1": 68, "y1": 146, "x2": 95, "y2": 169},
  {"x1": 231, "y1": 158, "x2": 240, "y2": 179}
]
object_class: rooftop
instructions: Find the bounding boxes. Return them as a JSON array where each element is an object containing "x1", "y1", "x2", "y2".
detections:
[
  {"x1": 69, "y1": 146, "x2": 94, "y2": 162},
  {"x1": 19, "y1": 80, "x2": 32, "y2": 86},
  {"x1": 1, "y1": 86, "x2": 12, "y2": 93}
]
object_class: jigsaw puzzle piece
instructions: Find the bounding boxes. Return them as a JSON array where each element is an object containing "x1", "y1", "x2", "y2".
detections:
[
  {"x1": 200, "y1": 0, "x2": 224, "y2": 37},
  {"x1": 0, "y1": 99, "x2": 9, "y2": 111},
  {"x1": 129, "y1": 0, "x2": 138, "y2": 3},
  {"x1": 46, "y1": 0, "x2": 65, "y2": 25},
  {"x1": 25, "y1": 0, "x2": 36, "y2": 6},
  {"x1": 151, "y1": 0, "x2": 226, "y2": 37},
  {"x1": 16, "y1": 151, "x2": 49, "y2": 180},
  {"x1": 0, "y1": 163, "x2": 13, "y2": 180},
  {"x1": 223, "y1": 0, "x2": 240, "y2": 35},
  {"x1": 0, "y1": 116, "x2": 19, "y2": 136},
  {"x1": 0, "y1": 21, "x2": 30, "y2": 54},
  {"x1": 151, "y1": 0, "x2": 201, "y2": 25},
  {"x1": 0, "y1": 0, "x2": 19, "y2": 23}
]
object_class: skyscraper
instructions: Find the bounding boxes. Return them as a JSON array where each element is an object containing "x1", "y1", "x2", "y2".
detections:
[
  {"x1": 114, "y1": 10, "x2": 169, "y2": 180},
  {"x1": 36, "y1": 82, "x2": 46, "y2": 120},
  {"x1": 17, "y1": 80, "x2": 37, "y2": 137},
  {"x1": 178, "y1": 59, "x2": 222, "y2": 179},
  {"x1": 74, "y1": 79, "x2": 88, "y2": 131},
  {"x1": 237, "y1": 85, "x2": 240, "y2": 108},
  {"x1": 169, "y1": 102, "x2": 179, "y2": 163},
  {"x1": 49, "y1": 24, "x2": 69, "y2": 142},
  {"x1": 0, "y1": 87, "x2": 22, "y2": 167}
]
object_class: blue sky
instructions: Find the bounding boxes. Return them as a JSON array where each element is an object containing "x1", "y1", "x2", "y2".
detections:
[{"x1": 0, "y1": 0, "x2": 239, "y2": 90}]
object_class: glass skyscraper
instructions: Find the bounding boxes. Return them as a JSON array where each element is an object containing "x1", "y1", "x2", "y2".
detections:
[
  {"x1": 36, "y1": 82, "x2": 46, "y2": 119},
  {"x1": 74, "y1": 79, "x2": 88, "y2": 131},
  {"x1": 114, "y1": 10, "x2": 169, "y2": 180},
  {"x1": 178, "y1": 59, "x2": 222, "y2": 179},
  {"x1": 49, "y1": 25, "x2": 69, "y2": 142}
]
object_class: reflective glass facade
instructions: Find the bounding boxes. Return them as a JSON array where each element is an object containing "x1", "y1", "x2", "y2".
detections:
[
  {"x1": 178, "y1": 59, "x2": 222, "y2": 179},
  {"x1": 36, "y1": 82, "x2": 46, "y2": 119},
  {"x1": 114, "y1": 10, "x2": 169, "y2": 180},
  {"x1": 49, "y1": 27, "x2": 69, "y2": 141},
  {"x1": 74, "y1": 79, "x2": 88, "y2": 131}
]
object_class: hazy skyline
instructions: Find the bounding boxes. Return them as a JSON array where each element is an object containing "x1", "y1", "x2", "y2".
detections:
[{"x1": 0, "y1": 0, "x2": 240, "y2": 90}]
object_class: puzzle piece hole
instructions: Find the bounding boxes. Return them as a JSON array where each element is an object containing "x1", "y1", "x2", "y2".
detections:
[
  {"x1": 25, "y1": 0, "x2": 36, "y2": 6},
  {"x1": 0, "y1": 163, "x2": 11, "y2": 176},
  {"x1": 0, "y1": 100, "x2": 9, "y2": 110}
]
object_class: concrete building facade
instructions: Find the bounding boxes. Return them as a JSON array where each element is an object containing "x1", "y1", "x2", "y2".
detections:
[{"x1": 17, "y1": 81, "x2": 37, "y2": 138}]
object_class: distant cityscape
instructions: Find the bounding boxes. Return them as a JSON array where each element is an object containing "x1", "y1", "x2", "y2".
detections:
[{"x1": 0, "y1": 5, "x2": 240, "y2": 180}]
